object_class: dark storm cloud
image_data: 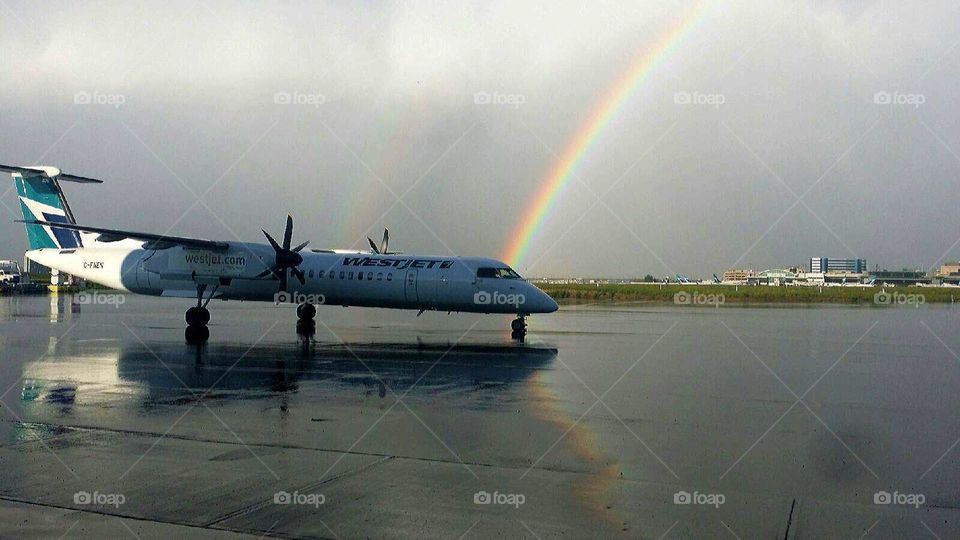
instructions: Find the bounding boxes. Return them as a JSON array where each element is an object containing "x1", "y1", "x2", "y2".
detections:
[{"x1": 0, "y1": 0, "x2": 958, "y2": 278}]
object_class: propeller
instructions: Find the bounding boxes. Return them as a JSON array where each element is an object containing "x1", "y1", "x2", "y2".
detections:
[
  {"x1": 367, "y1": 228, "x2": 390, "y2": 254},
  {"x1": 256, "y1": 215, "x2": 310, "y2": 291}
]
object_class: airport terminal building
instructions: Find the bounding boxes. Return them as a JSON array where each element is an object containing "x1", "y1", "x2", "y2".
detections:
[{"x1": 810, "y1": 257, "x2": 867, "y2": 273}]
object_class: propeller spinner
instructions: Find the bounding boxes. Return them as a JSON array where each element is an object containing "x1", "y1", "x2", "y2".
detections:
[{"x1": 257, "y1": 215, "x2": 310, "y2": 292}]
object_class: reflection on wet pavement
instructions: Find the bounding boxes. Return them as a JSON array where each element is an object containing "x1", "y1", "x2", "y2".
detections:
[{"x1": 0, "y1": 295, "x2": 959, "y2": 538}]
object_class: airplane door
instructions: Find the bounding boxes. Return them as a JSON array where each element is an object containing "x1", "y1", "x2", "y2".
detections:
[{"x1": 404, "y1": 269, "x2": 418, "y2": 304}]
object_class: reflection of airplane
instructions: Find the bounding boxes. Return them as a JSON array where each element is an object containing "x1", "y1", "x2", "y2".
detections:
[
  {"x1": 14, "y1": 338, "x2": 556, "y2": 424},
  {"x1": 114, "y1": 341, "x2": 558, "y2": 400},
  {"x1": 6, "y1": 165, "x2": 557, "y2": 339}
]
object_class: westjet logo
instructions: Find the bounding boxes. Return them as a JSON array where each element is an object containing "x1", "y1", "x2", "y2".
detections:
[
  {"x1": 184, "y1": 254, "x2": 246, "y2": 266},
  {"x1": 342, "y1": 257, "x2": 454, "y2": 270}
]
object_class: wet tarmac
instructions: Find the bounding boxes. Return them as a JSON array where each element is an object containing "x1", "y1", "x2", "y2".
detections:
[{"x1": 0, "y1": 295, "x2": 959, "y2": 538}]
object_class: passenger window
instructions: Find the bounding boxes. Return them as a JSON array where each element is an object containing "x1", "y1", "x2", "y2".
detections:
[
  {"x1": 308, "y1": 270, "x2": 314, "y2": 278},
  {"x1": 318, "y1": 270, "x2": 324, "y2": 278},
  {"x1": 340, "y1": 271, "x2": 345, "y2": 279},
  {"x1": 357, "y1": 272, "x2": 363, "y2": 280},
  {"x1": 387, "y1": 273, "x2": 392, "y2": 281},
  {"x1": 348, "y1": 272, "x2": 354, "y2": 279},
  {"x1": 368, "y1": 273, "x2": 373, "y2": 280},
  {"x1": 377, "y1": 272, "x2": 383, "y2": 281}
]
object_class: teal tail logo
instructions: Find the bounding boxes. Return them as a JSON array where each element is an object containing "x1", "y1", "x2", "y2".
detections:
[{"x1": 14, "y1": 172, "x2": 82, "y2": 249}]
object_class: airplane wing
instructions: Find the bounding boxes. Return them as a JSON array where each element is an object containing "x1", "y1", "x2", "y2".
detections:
[
  {"x1": 18, "y1": 220, "x2": 230, "y2": 251},
  {"x1": 0, "y1": 164, "x2": 103, "y2": 183}
]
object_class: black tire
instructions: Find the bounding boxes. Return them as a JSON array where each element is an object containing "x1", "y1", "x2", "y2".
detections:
[
  {"x1": 511, "y1": 318, "x2": 526, "y2": 331},
  {"x1": 185, "y1": 325, "x2": 209, "y2": 343},
  {"x1": 511, "y1": 329, "x2": 525, "y2": 341},
  {"x1": 296, "y1": 319, "x2": 316, "y2": 336},
  {"x1": 186, "y1": 306, "x2": 211, "y2": 327},
  {"x1": 297, "y1": 303, "x2": 316, "y2": 320}
]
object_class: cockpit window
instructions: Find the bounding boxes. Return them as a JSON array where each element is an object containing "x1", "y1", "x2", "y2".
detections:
[
  {"x1": 477, "y1": 267, "x2": 523, "y2": 279},
  {"x1": 499, "y1": 268, "x2": 522, "y2": 279}
]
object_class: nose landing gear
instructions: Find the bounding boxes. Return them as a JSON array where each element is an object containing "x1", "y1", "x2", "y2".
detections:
[{"x1": 511, "y1": 315, "x2": 527, "y2": 341}]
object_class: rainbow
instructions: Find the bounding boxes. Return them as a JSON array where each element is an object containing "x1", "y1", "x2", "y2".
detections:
[{"x1": 501, "y1": 3, "x2": 710, "y2": 268}]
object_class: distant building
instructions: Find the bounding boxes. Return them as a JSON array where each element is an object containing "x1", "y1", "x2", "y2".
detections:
[
  {"x1": 938, "y1": 263, "x2": 960, "y2": 277},
  {"x1": 752, "y1": 268, "x2": 798, "y2": 286},
  {"x1": 810, "y1": 257, "x2": 867, "y2": 274},
  {"x1": 722, "y1": 269, "x2": 756, "y2": 282},
  {"x1": 869, "y1": 269, "x2": 931, "y2": 286}
]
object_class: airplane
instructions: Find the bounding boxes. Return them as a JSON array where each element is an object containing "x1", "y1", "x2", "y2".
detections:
[{"x1": 6, "y1": 164, "x2": 558, "y2": 340}]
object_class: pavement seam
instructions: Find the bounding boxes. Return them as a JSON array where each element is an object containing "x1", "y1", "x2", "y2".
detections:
[
  {"x1": 0, "y1": 418, "x2": 639, "y2": 478},
  {"x1": 203, "y1": 455, "x2": 395, "y2": 527},
  {"x1": 0, "y1": 495, "x2": 301, "y2": 540}
]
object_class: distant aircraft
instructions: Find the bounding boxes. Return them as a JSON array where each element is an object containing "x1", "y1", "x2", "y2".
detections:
[
  {"x1": 712, "y1": 273, "x2": 721, "y2": 284},
  {"x1": 6, "y1": 164, "x2": 557, "y2": 340}
]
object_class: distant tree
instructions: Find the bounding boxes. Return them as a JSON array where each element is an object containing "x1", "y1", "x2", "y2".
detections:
[{"x1": 643, "y1": 274, "x2": 655, "y2": 283}]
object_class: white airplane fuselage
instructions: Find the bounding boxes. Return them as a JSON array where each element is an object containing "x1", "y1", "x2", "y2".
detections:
[{"x1": 26, "y1": 239, "x2": 558, "y2": 315}]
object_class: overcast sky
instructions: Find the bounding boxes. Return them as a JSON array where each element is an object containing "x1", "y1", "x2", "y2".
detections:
[{"x1": 1, "y1": 0, "x2": 958, "y2": 278}]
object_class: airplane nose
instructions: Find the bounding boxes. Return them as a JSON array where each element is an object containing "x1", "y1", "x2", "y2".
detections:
[
  {"x1": 531, "y1": 287, "x2": 558, "y2": 313},
  {"x1": 543, "y1": 293, "x2": 559, "y2": 313}
]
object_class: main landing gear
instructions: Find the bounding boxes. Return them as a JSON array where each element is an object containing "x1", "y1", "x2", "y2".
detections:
[
  {"x1": 185, "y1": 283, "x2": 217, "y2": 343},
  {"x1": 296, "y1": 301, "x2": 316, "y2": 336},
  {"x1": 511, "y1": 315, "x2": 527, "y2": 341}
]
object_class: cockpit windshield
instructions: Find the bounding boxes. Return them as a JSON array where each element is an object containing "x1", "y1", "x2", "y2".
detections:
[{"x1": 476, "y1": 267, "x2": 522, "y2": 279}]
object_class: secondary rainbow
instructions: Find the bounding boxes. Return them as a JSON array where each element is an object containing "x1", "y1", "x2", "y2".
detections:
[{"x1": 501, "y1": 3, "x2": 710, "y2": 268}]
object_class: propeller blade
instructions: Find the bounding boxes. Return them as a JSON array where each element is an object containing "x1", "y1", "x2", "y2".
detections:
[
  {"x1": 293, "y1": 240, "x2": 310, "y2": 252},
  {"x1": 262, "y1": 229, "x2": 281, "y2": 252},
  {"x1": 283, "y1": 215, "x2": 293, "y2": 250},
  {"x1": 292, "y1": 268, "x2": 306, "y2": 285},
  {"x1": 381, "y1": 228, "x2": 389, "y2": 254},
  {"x1": 255, "y1": 267, "x2": 275, "y2": 279},
  {"x1": 367, "y1": 237, "x2": 380, "y2": 254},
  {"x1": 278, "y1": 269, "x2": 288, "y2": 292}
]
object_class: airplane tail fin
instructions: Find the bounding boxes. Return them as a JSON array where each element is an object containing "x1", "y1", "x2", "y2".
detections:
[{"x1": 4, "y1": 165, "x2": 101, "y2": 250}]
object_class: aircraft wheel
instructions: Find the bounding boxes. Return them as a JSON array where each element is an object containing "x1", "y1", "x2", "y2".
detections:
[
  {"x1": 185, "y1": 325, "x2": 210, "y2": 343},
  {"x1": 511, "y1": 329, "x2": 526, "y2": 341},
  {"x1": 297, "y1": 303, "x2": 316, "y2": 320},
  {"x1": 296, "y1": 319, "x2": 316, "y2": 336},
  {"x1": 186, "y1": 306, "x2": 210, "y2": 327}
]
